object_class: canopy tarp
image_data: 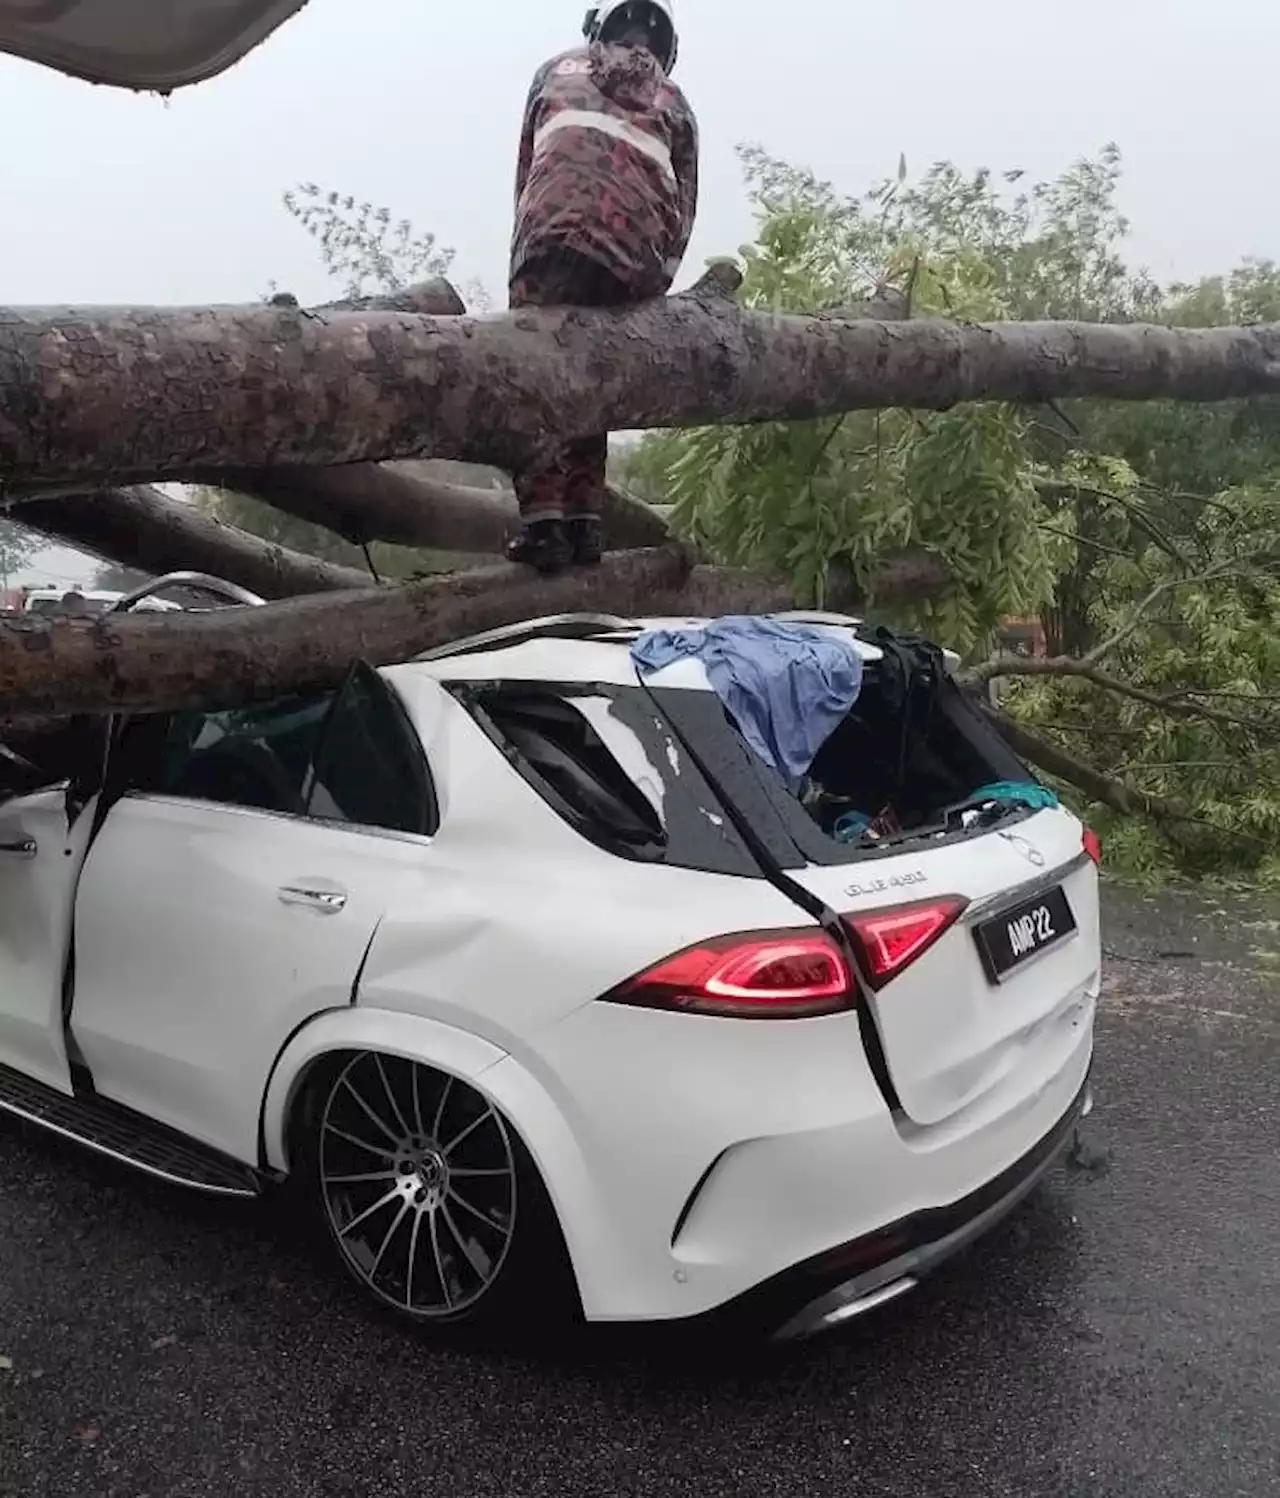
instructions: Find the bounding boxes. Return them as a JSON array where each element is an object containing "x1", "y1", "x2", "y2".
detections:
[{"x1": 0, "y1": 0, "x2": 308, "y2": 90}]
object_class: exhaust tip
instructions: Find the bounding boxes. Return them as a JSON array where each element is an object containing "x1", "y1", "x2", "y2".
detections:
[{"x1": 773, "y1": 1275, "x2": 918, "y2": 1342}]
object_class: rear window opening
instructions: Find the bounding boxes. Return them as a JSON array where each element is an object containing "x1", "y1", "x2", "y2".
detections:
[
  {"x1": 645, "y1": 649, "x2": 1041, "y2": 869},
  {"x1": 794, "y1": 664, "x2": 1036, "y2": 852}
]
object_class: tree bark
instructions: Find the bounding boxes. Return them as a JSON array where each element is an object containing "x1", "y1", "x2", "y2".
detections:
[
  {"x1": 209, "y1": 462, "x2": 671, "y2": 551},
  {"x1": 0, "y1": 533, "x2": 957, "y2": 719},
  {"x1": 10, "y1": 274, "x2": 670, "y2": 553},
  {"x1": 9, "y1": 479, "x2": 950, "y2": 623},
  {"x1": 12, "y1": 485, "x2": 374, "y2": 597},
  {"x1": 7, "y1": 299, "x2": 1280, "y2": 488},
  {"x1": 0, "y1": 547, "x2": 695, "y2": 717}
]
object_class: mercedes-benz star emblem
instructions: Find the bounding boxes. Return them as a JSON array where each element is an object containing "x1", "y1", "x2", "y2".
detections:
[{"x1": 999, "y1": 830, "x2": 1046, "y2": 867}]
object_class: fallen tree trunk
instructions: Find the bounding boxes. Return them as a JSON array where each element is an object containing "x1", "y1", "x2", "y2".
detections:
[
  {"x1": 13, "y1": 275, "x2": 671, "y2": 554},
  {"x1": 0, "y1": 535, "x2": 955, "y2": 718},
  {"x1": 0, "y1": 547, "x2": 693, "y2": 717},
  {"x1": 207, "y1": 462, "x2": 670, "y2": 552},
  {"x1": 6, "y1": 300, "x2": 1280, "y2": 488},
  {"x1": 11, "y1": 486, "x2": 373, "y2": 597},
  {"x1": 211, "y1": 274, "x2": 700, "y2": 552},
  {"x1": 11, "y1": 483, "x2": 949, "y2": 610}
]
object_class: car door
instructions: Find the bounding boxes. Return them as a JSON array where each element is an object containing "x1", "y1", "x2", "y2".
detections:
[
  {"x1": 0, "y1": 786, "x2": 100, "y2": 1091},
  {"x1": 69, "y1": 664, "x2": 439, "y2": 1164}
]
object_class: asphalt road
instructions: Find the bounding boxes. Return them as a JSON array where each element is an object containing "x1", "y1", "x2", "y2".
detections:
[{"x1": 1, "y1": 887, "x2": 1277, "y2": 1498}]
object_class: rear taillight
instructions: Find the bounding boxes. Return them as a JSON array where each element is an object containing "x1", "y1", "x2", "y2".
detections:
[
  {"x1": 1082, "y1": 827, "x2": 1102, "y2": 866},
  {"x1": 844, "y1": 898, "x2": 967, "y2": 990},
  {"x1": 607, "y1": 929, "x2": 853, "y2": 1018}
]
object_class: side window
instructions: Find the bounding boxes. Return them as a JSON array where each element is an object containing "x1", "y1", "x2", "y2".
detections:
[
  {"x1": 474, "y1": 689, "x2": 665, "y2": 857},
  {"x1": 118, "y1": 664, "x2": 436, "y2": 837},
  {"x1": 142, "y1": 694, "x2": 336, "y2": 816},
  {"x1": 305, "y1": 666, "x2": 437, "y2": 836}
]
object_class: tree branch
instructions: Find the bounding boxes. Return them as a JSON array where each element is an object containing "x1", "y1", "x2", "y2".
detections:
[
  {"x1": 6, "y1": 300, "x2": 1280, "y2": 488},
  {"x1": 1079, "y1": 567, "x2": 1236, "y2": 667},
  {"x1": 205, "y1": 461, "x2": 670, "y2": 552},
  {"x1": 0, "y1": 531, "x2": 955, "y2": 719},
  {"x1": 979, "y1": 704, "x2": 1265, "y2": 847},
  {"x1": 10, "y1": 485, "x2": 374, "y2": 597},
  {"x1": 11, "y1": 478, "x2": 948, "y2": 609},
  {"x1": 0, "y1": 547, "x2": 694, "y2": 717},
  {"x1": 965, "y1": 654, "x2": 1270, "y2": 734}
]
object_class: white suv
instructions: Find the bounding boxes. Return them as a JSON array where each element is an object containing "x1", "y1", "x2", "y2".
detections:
[{"x1": 0, "y1": 605, "x2": 1099, "y2": 1340}]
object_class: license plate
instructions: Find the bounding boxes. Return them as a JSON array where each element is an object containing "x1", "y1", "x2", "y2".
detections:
[{"x1": 975, "y1": 885, "x2": 1077, "y2": 981}]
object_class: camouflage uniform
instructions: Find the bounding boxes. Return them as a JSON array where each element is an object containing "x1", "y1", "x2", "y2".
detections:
[{"x1": 509, "y1": 40, "x2": 698, "y2": 553}]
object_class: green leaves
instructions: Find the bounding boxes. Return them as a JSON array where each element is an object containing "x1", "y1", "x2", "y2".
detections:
[
  {"x1": 282, "y1": 183, "x2": 455, "y2": 299},
  {"x1": 618, "y1": 143, "x2": 1279, "y2": 880}
]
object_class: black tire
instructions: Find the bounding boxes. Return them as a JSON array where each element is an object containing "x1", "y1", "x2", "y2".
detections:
[{"x1": 292, "y1": 1050, "x2": 577, "y2": 1334}]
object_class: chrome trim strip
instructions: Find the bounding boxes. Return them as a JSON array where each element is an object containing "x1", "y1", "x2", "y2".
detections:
[
  {"x1": 119, "y1": 792, "x2": 436, "y2": 849},
  {"x1": 964, "y1": 849, "x2": 1092, "y2": 925}
]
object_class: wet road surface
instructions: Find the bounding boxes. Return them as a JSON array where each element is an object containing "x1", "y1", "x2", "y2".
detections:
[{"x1": 1, "y1": 887, "x2": 1277, "y2": 1497}]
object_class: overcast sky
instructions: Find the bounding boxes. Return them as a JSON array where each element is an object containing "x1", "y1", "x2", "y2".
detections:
[{"x1": 4, "y1": 0, "x2": 1278, "y2": 582}]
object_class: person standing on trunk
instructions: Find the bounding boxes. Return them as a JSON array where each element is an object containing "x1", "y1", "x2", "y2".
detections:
[{"x1": 507, "y1": 1, "x2": 699, "y2": 574}]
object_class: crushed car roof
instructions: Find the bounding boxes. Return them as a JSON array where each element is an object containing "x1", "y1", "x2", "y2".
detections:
[
  {"x1": 0, "y1": 0, "x2": 308, "y2": 91},
  {"x1": 386, "y1": 613, "x2": 890, "y2": 692}
]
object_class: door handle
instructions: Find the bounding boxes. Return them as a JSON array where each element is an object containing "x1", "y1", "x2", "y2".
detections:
[
  {"x1": 0, "y1": 836, "x2": 36, "y2": 859},
  {"x1": 278, "y1": 883, "x2": 347, "y2": 914}
]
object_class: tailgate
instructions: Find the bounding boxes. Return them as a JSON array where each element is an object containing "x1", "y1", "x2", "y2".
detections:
[{"x1": 785, "y1": 809, "x2": 1102, "y2": 1124}]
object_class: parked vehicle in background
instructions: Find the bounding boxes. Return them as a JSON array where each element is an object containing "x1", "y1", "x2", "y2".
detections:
[
  {"x1": 21, "y1": 586, "x2": 179, "y2": 616},
  {"x1": 0, "y1": 579, "x2": 1101, "y2": 1341}
]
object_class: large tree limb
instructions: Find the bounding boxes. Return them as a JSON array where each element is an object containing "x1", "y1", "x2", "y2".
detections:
[
  {"x1": 6, "y1": 300, "x2": 1280, "y2": 488},
  {"x1": 215, "y1": 271, "x2": 671, "y2": 552},
  {"x1": 0, "y1": 547, "x2": 694, "y2": 717},
  {"x1": 14, "y1": 274, "x2": 671, "y2": 554},
  {"x1": 0, "y1": 530, "x2": 953, "y2": 719},
  {"x1": 11, "y1": 485, "x2": 374, "y2": 597},
  {"x1": 11, "y1": 482, "x2": 950, "y2": 610},
  {"x1": 207, "y1": 461, "x2": 670, "y2": 552}
]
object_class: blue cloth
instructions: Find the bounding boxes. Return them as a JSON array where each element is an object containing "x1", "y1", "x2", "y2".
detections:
[
  {"x1": 631, "y1": 616, "x2": 863, "y2": 789},
  {"x1": 832, "y1": 809, "x2": 873, "y2": 844},
  {"x1": 970, "y1": 780, "x2": 1059, "y2": 811}
]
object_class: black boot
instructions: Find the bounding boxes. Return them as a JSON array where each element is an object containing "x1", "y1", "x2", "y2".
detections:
[
  {"x1": 567, "y1": 516, "x2": 603, "y2": 567},
  {"x1": 507, "y1": 518, "x2": 572, "y2": 575}
]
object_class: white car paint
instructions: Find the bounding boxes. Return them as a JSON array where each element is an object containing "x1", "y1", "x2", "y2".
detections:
[
  {"x1": 0, "y1": 789, "x2": 99, "y2": 1091},
  {"x1": 70, "y1": 794, "x2": 430, "y2": 1161},
  {"x1": 0, "y1": 615, "x2": 1101, "y2": 1328}
]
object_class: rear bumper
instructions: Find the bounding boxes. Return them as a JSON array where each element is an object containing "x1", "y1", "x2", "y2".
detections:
[{"x1": 753, "y1": 1071, "x2": 1092, "y2": 1340}]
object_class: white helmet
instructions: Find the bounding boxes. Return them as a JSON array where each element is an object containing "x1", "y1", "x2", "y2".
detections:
[{"x1": 583, "y1": 0, "x2": 678, "y2": 73}]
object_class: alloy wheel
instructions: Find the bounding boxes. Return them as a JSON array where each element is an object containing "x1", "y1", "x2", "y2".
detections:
[{"x1": 317, "y1": 1053, "x2": 518, "y2": 1317}]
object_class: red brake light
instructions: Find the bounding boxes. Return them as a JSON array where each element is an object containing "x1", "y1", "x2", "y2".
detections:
[
  {"x1": 844, "y1": 898, "x2": 966, "y2": 989},
  {"x1": 609, "y1": 929, "x2": 853, "y2": 1018},
  {"x1": 1082, "y1": 827, "x2": 1102, "y2": 867}
]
